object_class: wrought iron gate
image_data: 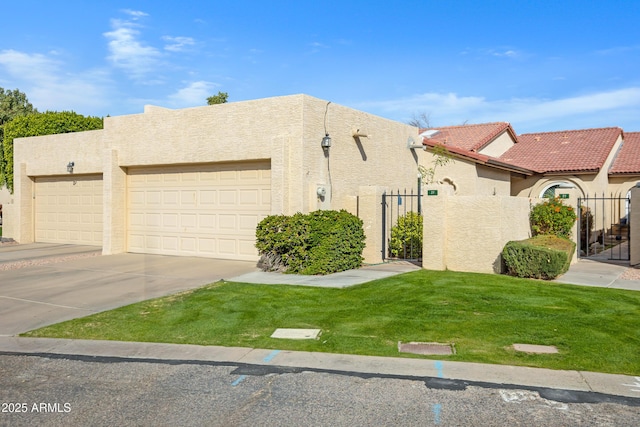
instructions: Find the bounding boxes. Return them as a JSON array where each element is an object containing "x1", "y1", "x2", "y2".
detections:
[
  {"x1": 578, "y1": 194, "x2": 630, "y2": 261},
  {"x1": 382, "y1": 188, "x2": 423, "y2": 261}
]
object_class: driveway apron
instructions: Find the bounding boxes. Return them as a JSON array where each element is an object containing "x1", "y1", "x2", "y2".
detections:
[{"x1": 0, "y1": 244, "x2": 258, "y2": 336}]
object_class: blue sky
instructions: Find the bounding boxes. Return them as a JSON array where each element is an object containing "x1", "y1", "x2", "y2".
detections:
[{"x1": 1, "y1": 1, "x2": 639, "y2": 134}]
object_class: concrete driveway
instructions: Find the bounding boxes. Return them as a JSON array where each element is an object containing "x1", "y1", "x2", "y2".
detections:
[{"x1": 0, "y1": 243, "x2": 259, "y2": 336}]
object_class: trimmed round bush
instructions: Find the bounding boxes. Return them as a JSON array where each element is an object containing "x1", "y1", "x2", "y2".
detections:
[
  {"x1": 256, "y1": 210, "x2": 365, "y2": 275},
  {"x1": 502, "y1": 235, "x2": 576, "y2": 280}
]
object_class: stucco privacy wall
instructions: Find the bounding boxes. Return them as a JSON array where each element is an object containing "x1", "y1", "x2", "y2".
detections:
[
  {"x1": 423, "y1": 187, "x2": 580, "y2": 274},
  {"x1": 0, "y1": 186, "x2": 10, "y2": 205},
  {"x1": 630, "y1": 186, "x2": 640, "y2": 266},
  {"x1": 423, "y1": 185, "x2": 534, "y2": 274}
]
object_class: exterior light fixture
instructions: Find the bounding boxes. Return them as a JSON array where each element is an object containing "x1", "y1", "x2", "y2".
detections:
[
  {"x1": 322, "y1": 101, "x2": 332, "y2": 152},
  {"x1": 67, "y1": 161, "x2": 74, "y2": 173},
  {"x1": 321, "y1": 134, "x2": 332, "y2": 150}
]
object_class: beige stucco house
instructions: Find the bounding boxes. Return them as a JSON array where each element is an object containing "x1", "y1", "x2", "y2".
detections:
[{"x1": 5, "y1": 94, "x2": 448, "y2": 263}]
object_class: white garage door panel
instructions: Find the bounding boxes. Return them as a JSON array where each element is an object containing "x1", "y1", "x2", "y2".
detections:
[
  {"x1": 127, "y1": 162, "x2": 271, "y2": 261},
  {"x1": 35, "y1": 175, "x2": 103, "y2": 246}
]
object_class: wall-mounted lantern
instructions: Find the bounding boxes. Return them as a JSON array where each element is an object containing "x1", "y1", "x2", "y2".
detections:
[
  {"x1": 321, "y1": 134, "x2": 332, "y2": 151},
  {"x1": 67, "y1": 161, "x2": 75, "y2": 173}
]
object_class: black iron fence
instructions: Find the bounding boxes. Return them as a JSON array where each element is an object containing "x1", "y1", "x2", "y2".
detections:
[
  {"x1": 382, "y1": 188, "x2": 423, "y2": 261},
  {"x1": 578, "y1": 194, "x2": 630, "y2": 261}
]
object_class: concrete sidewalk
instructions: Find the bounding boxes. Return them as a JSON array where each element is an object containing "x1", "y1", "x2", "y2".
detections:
[
  {"x1": 554, "y1": 258, "x2": 640, "y2": 291},
  {"x1": 1, "y1": 336, "x2": 639, "y2": 401},
  {"x1": 229, "y1": 257, "x2": 640, "y2": 292},
  {"x1": 229, "y1": 261, "x2": 422, "y2": 288}
]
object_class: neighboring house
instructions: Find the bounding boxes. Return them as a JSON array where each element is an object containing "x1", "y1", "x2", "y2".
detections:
[
  {"x1": 501, "y1": 127, "x2": 625, "y2": 199},
  {"x1": 609, "y1": 131, "x2": 640, "y2": 199},
  {"x1": 421, "y1": 123, "x2": 639, "y2": 201},
  {"x1": 421, "y1": 124, "x2": 639, "y2": 253},
  {"x1": 422, "y1": 122, "x2": 518, "y2": 156},
  {"x1": 420, "y1": 122, "x2": 533, "y2": 196}
]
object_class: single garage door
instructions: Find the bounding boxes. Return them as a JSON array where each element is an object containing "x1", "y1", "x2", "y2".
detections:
[
  {"x1": 127, "y1": 161, "x2": 271, "y2": 261},
  {"x1": 35, "y1": 175, "x2": 103, "y2": 246}
]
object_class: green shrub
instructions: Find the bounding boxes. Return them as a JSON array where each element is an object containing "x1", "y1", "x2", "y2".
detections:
[
  {"x1": 255, "y1": 213, "x2": 309, "y2": 272},
  {"x1": 502, "y1": 235, "x2": 576, "y2": 280},
  {"x1": 579, "y1": 206, "x2": 594, "y2": 253},
  {"x1": 389, "y1": 211, "x2": 423, "y2": 259},
  {"x1": 302, "y1": 210, "x2": 366, "y2": 275},
  {"x1": 530, "y1": 197, "x2": 577, "y2": 238},
  {"x1": 255, "y1": 210, "x2": 365, "y2": 275}
]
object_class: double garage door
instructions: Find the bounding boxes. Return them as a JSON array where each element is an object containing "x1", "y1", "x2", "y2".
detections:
[
  {"x1": 34, "y1": 175, "x2": 103, "y2": 246},
  {"x1": 127, "y1": 162, "x2": 271, "y2": 261},
  {"x1": 33, "y1": 162, "x2": 271, "y2": 261}
]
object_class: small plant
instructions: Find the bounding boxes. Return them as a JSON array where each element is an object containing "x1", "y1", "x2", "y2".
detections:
[
  {"x1": 579, "y1": 206, "x2": 594, "y2": 253},
  {"x1": 389, "y1": 211, "x2": 423, "y2": 259},
  {"x1": 530, "y1": 197, "x2": 577, "y2": 239},
  {"x1": 418, "y1": 143, "x2": 454, "y2": 184}
]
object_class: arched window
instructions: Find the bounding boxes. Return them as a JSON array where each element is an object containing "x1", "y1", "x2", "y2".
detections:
[{"x1": 540, "y1": 182, "x2": 573, "y2": 199}]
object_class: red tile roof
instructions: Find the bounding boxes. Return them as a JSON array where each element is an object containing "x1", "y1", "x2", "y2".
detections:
[
  {"x1": 499, "y1": 127, "x2": 623, "y2": 174},
  {"x1": 420, "y1": 122, "x2": 516, "y2": 152},
  {"x1": 610, "y1": 132, "x2": 640, "y2": 175},
  {"x1": 422, "y1": 139, "x2": 533, "y2": 176}
]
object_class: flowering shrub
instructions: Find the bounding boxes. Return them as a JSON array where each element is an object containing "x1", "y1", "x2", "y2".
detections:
[{"x1": 530, "y1": 197, "x2": 577, "y2": 239}]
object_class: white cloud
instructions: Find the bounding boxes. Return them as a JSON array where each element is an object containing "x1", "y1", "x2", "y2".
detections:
[
  {"x1": 0, "y1": 49, "x2": 111, "y2": 114},
  {"x1": 0, "y1": 49, "x2": 59, "y2": 85},
  {"x1": 493, "y1": 49, "x2": 518, "y2": 58},
  {"x1": 103, "y1": 12, "x2": 162, "y2": 80},
  {"x1": 595, "y1": 45, "x2": 640, "y2": 55},
  {"x1": 163, "y1": 36, "x2": 196, "y2": 52},
  {"x1": 167, "y1": 81, "x2": 217, "y2": 108},
  {"x1": 307, "y1": 41, "x2": 329, "y2": 54},
  {"x1": 122, "y1": 9, "x2": 148, "y2": 19},
  {"x1": 358, "y1": 87, "x2": 640, "y2": 133}
]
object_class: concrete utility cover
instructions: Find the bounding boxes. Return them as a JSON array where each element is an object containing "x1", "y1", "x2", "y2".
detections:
[
  {"x1": 398, "y1": 342, "x2": 455, "y2": 355},
  {"x1": 271, "y1": 328, "x2": 322, "y2": 339},
  {"x1": 512, "y1": 343, "x2": 559, "y2": 354}
]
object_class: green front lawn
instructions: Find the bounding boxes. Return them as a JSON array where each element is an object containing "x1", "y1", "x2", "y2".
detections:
[{"x1": 22, "y1": 269, "x2": 640, "y2": 375}]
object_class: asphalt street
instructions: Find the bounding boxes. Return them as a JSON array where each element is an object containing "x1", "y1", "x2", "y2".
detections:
[{"x1": 2, "y1": 353, "x2": 639, "y2": 427}]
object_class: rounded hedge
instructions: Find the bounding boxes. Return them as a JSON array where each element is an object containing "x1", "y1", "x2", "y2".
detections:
[{"x1": 256, "y1": 210, "x2": 365, "y2": 275}]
